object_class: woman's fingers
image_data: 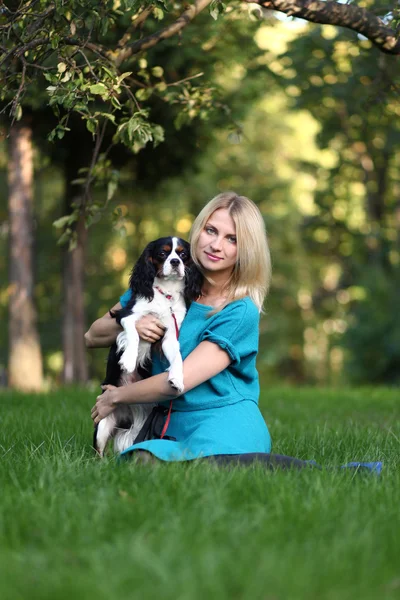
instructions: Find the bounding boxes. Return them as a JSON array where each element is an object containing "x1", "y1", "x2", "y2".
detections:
[
  {"x1": 153, "y1": 318, "x2": 166, "y2": 330},
  {"x1": 143, "y1": 321, "x2": 165, "y2": 341},
  {"x1": 136, "y1": 315, "x2": 166, "y2": 341},
  {"x1": 147, "y1": 326, "x2": 164, "y2": 340},
  {"x1": 148, "y1": 320, "x2": 166, "y2": 337},
  {"x1": 146, "y1": 334, "x2": 158, "y2": 343},
  {"x1": 101, "y1": 384, "x2": 116, "y2": 391}
]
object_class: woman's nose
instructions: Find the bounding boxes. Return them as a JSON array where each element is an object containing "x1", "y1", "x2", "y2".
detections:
[{"x1": 210, "y1": 237, "x2": 222, "y2": 251}]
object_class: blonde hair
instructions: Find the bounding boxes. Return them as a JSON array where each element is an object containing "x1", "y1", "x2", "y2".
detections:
[{"x1": 189, "y1": 192, "x2": 272, "y2": 312}]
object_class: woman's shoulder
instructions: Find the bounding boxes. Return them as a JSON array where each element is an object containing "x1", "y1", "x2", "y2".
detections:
[{"x1": 224, "y1": 297, "x2": 259, "y2": 317}]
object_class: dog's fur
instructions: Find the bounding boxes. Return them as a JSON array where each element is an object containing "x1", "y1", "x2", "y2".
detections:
[{"x1": 94, "y1": 236, "x2": 202, "y2": 457}]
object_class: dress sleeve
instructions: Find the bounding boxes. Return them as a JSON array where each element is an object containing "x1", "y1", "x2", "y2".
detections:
[
  {"x1": 201, "y1": 300, "x2": 260, "y2": 367},
  {"x1": 119, "y1": 289, "x2": 132, "y2": 308}
]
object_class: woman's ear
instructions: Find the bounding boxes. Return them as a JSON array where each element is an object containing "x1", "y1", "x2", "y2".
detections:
[
  {"x1": 130, "y1": 242, "x2": 157, "y2": 301},
  {"x1": 184, "y1": 262, "x2": 203, "y2": 306}
]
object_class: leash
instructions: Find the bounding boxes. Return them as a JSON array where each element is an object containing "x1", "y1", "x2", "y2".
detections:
[
  {"x1": 160, "y1": 404, "x2": 172, "y2": 439},
  {"x1": 154, "y1": 286, "x2": 180, "y2": 439}
]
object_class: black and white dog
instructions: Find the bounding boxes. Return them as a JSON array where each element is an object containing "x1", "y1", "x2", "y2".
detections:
[{"x1": 94, "y1": 236, "x2": 202, "y2": 457}]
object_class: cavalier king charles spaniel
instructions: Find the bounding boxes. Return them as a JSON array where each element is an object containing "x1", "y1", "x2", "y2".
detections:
[{"x1": 94, "y1": 236, "x2": 202, "y2": 457}]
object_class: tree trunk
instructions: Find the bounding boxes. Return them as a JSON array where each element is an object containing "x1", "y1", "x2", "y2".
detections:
[
  {"x1": 7, "y1": 122, "x2": 43, "y2": 391},
  {"x1": 62, "y1": 155, "x2": 88, "y2": 384}
]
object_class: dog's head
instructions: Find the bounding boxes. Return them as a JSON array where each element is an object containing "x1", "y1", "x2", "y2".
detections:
[
  {"x1": 153, "y1": 236, "x2": 190, "y2": 281},
  {"x1": 130, "y1": 237, "x2": 196, "y2": 301}
]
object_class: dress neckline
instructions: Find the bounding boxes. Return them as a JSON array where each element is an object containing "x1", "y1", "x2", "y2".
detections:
[{"x1": 192, "y1": 300, "x2": 213, "y2": 309}]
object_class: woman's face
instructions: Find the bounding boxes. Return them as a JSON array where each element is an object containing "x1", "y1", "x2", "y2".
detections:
[{"x1": 197, "y1": 208, "x2": 238, "y2": 275}]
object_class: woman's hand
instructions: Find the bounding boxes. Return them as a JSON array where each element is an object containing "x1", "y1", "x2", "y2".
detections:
[
  {"x1": 91, "y1": 385, "x2": 120, "y2": 425},
  {"x1": 136, "y1": 314, "x2": 166, "y2": 343}
]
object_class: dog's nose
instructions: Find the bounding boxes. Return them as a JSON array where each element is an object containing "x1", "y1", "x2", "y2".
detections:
[{"x1": 170, "y1": 259, "x2": 180, "y2": 267}]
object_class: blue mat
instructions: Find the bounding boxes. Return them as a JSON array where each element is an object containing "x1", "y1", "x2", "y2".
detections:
[{"x1": 341, "y1": 461, "x2": 383, "y2": 475}]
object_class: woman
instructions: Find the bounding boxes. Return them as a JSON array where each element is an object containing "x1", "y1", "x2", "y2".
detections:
[{"x1": 87, "y1": 192, "x2": 308, "y2": 468}]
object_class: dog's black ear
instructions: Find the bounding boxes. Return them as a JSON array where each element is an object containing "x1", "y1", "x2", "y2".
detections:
[
  {"x1": 129, "y1": 241, "x2": 157, "y2": 301},
  {"x1": 184, "y1": 262, "x2": 203, "y2": 307}
]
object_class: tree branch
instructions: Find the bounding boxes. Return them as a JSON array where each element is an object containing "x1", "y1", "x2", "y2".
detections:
[
  {"x1": 113, "y1": 0, "x2": 213, "y2": 65},
  {"x1": 246, "y1": 0, "x2": 400, "y2": 54}
]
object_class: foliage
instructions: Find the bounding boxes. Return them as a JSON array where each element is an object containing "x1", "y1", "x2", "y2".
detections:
[
  {"x1": 1, "y1": 10, "x2": 400, "y2": 385},
  {"x1": 0, "y1": 1, "x2": 226, "y2": 238},
  {"x1": 342, "y1": 268, "x2": 400, "y2": 383},
  {"x1": 254, "y1": 20, "x2": 400, "y2": 383}
]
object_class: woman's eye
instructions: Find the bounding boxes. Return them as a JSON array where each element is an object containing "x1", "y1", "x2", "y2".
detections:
[
  {"x1": 228, "y1": 236, "x2": 237, "y2": 244},
  {"x1": 205, "y1": 227, "x2": 215, "y2": 234}
]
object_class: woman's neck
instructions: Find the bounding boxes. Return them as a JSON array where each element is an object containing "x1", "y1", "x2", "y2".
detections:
[{"x1": 198, "y1": 276, "x2": 231, "y2": 306}]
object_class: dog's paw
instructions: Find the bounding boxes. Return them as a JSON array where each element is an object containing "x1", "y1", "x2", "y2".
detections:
[
  {"x1": 168, "y1": 368, "x2": 184, "y2": 394},
  {"x1": 94, "y1": 446, "x2": 104, "y2": 458},
  {"x1": 119, "y1": 349, "x2": 138, "y2": 374}
]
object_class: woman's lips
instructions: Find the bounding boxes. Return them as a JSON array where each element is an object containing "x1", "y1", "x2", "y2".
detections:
[{"x1": 205, "y1": 252, "x2": 222, "y2": 262}]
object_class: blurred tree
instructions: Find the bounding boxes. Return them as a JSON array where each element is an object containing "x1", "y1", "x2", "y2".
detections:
[
  {"x1": 7, "y1": 120, "x2": 43, "y2": 390},
  {"x1": 1, "y1": 1, "x2": 399, "y2": 386},
  {"x1": 0, "y1": 3, "x2": 278, "y2": 384},
  {"x1": 1, "y1": 1, "x2": 398, "y2": 220},
  {"x1": 260, "y1": 21, "x2": 400, "y2": 382}
]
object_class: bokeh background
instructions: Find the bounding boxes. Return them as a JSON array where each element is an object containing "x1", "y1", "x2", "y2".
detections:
[{"x1": 1, "y1": 4, "x2": 400, "y2": 390}]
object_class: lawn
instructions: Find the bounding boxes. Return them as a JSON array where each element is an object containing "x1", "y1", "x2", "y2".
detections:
[{"x1": 0, "y1": 386, "x2": 399, "y2": 600}]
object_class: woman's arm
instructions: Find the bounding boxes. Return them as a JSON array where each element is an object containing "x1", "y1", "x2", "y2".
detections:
[
  {"x1": 84, "y1": 302, "x2": 123, "y2": 348},
  {"x1": 91, "y1": 340, "x2": 231, "y2": 423},
  {"x1": 85, "y1": 304, "x2": 166, "y2": 348}
]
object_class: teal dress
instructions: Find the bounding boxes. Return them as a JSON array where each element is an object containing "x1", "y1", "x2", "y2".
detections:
[{"x1": 118, "y1": 291, "x2": 271, "y2": 461}]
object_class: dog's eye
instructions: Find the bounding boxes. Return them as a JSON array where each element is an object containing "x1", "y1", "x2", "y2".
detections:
[
  {"x1": 180, "y1": 252, "x2": 187, "y2": 259},
  {"x1": 158, "y1": 251, "x2": 166, "y2": 258}
]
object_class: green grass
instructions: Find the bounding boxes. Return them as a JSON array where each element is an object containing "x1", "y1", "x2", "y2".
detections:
[{"x1": 1, "y1": 387, "x2": 399, "y2": 600}]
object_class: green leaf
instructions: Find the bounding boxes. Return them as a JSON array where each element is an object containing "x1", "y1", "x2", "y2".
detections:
[
  {"x1": 107, "y1": 180, "x2": 118, "y2": 202},
  {"x1": 98, "y1": 112, "x2": 116, "y2": 124},
  {"x1": 73, "y1": 103, "x2": 89, "y2": 113},
  {"x1": 210, "y1": 0, "x2": 226, "y2": 20},
  {"x1": 90, "y1": 83, "x2": 108, "y2": 95},
  {"x1": 14, "y1": 105, "x2": 23, "y2": 121},
  {"x1": 69, "y1": 236, "x2": 78, "y2": 251},
  {"x1": 135, "y1": 88, "x2": 152, "y2": 101},
  {"x1": 51, "y1": 34, "x2": 60, "y2": 50},
  {"x1": 53, "y1": 216, "x2": 72, "y2": 229},
  {"x1": 57, "y1": 230, "x2": 71, "y2": 246},
  {"x1": 153, "y1": 6, "x2": 164, "y2": 20},
  {"x1": 128, "y1": 117, "x2": 140, "y2": 140},
  {"x1": 117, "y1": 72, "x2": 132, "y2": 84},
  {"x1": 86, "y1": 119, "x2": 97, "y2": 134},
  {"x1": 152, "y1": 125, "x2": 165, "y2": 146},
  {"x1": 111, "y1": 96, "x2": 122, "y2": 109},
  {"x1": 102, "y1": 67, "x2": 115, "y2": 79},
  {"x1": 151, "y1": 66, "x2": 164, "y2": 78},
  {"x1": 116, "y1": 122, "x2": 128, "y2": 137}
]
